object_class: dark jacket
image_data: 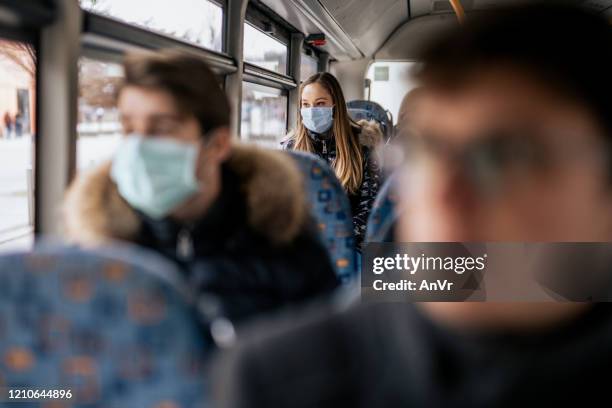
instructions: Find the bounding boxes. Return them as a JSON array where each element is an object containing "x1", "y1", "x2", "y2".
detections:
[
  {"x1": 62, "y1": 144, "x2": 339, "y2": 326},
  {"x1": 282, "y1": 120, "x2": 382, "y2": 250},
  {"x1": 211, "y1": 301, "x2": 612, "y2": 408}
]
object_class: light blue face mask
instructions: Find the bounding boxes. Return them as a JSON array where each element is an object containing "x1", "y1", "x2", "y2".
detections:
[
  {"x1": 300, "y1": 106, "x2": 334, "y2": 134},
  {"x1": 110, "y1": 135, "x2": 200, "y2": 219}
]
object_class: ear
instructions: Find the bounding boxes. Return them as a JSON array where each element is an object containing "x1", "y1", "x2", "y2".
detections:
[{"x1": 205, "y1": 127, "x2": 232, "y2": 163}]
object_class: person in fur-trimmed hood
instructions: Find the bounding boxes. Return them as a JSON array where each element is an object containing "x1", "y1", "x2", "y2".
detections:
[
  {"x1": 281, "y1": 72, "x2": 383, "y2": 250},
  {"x1": 63, "y1": 51, "x2": 338, "y2": 329}
]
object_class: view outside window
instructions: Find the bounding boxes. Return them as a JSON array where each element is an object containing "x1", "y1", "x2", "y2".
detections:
[
  {"x1": 77, "y1": 57, "x2": 124, "y2": 172},
  {"x1": 0, "y1": 39, "x2": 36, "y2": 251},
  {"x1": 243, "y1": 23, "x2": 287, "y2": 75},
  {"x1": 365, "y1": 61, "x2": 417, "y2": 121},
  {"x1": 300, "y1": 53, "x2": 318, "y2": 82},
  {"x1": 80, "y1": 0, "x2": 223, "y2": 52},
  {"x1": 241, "y1": 82, "x2": 287, "y2": 148}
]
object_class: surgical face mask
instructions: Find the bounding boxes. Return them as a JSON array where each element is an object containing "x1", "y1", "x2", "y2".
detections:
[
  {"x1": 301, "y1": 106, "x2": 334, "y2": 134},
  {"x1": 110, "y1": 135, "x2": 200, "y2": 219}
]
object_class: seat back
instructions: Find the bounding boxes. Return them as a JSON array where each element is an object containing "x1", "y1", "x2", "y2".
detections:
[
  {"x1": 365, "y1": 174, "x2": 400, "y2": 243},
  {"x1": 347, "y1": 100, "x2": 393, "y2": 142},
  {"x1": 0, "y1": 244, "x2": 209, "y2": 408},
  {"x1": 286, "y1": 151, "x2": 357, "y2": 283}
]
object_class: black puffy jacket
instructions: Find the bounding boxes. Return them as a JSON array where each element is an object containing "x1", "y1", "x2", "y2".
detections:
[
  {"x1": 213, "y1": 302, "x2": 612, "y2": 408},
  {"x1": 282, "y1": 120, "x2": 383, "y2": 249},
  {"x1": 62, "y1": 144, "x2": 339, "y2": 326}
]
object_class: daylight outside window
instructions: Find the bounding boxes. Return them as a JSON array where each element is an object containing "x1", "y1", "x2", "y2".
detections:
[
  {"x1": 77, "y1": 57, "x2": 124, "y2": 172},
  {"x1": 243, "y1": 22, "x2": 288, "y2": 75},
  {"x1": 80, "y1": 0, "x2": 223, "y2": 52},
  {"x1": 241, "y1": 82, "x2": 287, "y2": 148},
  {"x1": 365, "y1": 61, "x2": 417, "y2": 121},
  {"x1": 0, "y1": 39, "x2": 36, "y2": 251}
]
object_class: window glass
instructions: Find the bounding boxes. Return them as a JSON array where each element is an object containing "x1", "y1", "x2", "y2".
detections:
[
  {"x1": 241, "y1": 82, "x2": 287, "y2": 148},
  {"x1": 80, "y1": 0, "x2": 223, "y2": 52},
  {"x1": 77, "y1": 57, "x2": 124, "y2": 172},
  {"x1": 300, "y1": 53, "x2": 318, "y2": 82},
  {"x1": 243, "y1": 23, "x2": 287, "y2": 75},
  {"x1": 365, "y1": 61, "x2": 417, "y2": 121},
  {"x1": 0, "y1": 39, "x2": 36, "y2": 251}
]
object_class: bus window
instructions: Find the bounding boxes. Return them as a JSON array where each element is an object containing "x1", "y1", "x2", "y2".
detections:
[
  {"x1": 243, "y1": 22, "x2": 287, "y2": 75},
  {"x1": 0, "y1": 39, "x2": 36, "y2": 251},
  {"x1": 365, "y1": 61, "x2": 417, "y2": 122},
  {"x1": 241, "y1": 82, "x2": 287, "y2": 148},
  {"x1": 300, "y1": 52, "x2": 318, "y2": 82},
  {"x1": 80, "y1": 0, "x2": 223, "y2": 52},
  {"x1": 77, "y1": 58, "x2": 124, "y2": 172}
]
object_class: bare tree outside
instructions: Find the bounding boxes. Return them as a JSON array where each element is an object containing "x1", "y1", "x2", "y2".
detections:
[{"x1": 0, "y1": 41, "x2": 35, "y2": 79}]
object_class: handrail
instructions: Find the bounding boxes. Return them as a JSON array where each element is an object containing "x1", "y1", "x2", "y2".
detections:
[{"x1": 449, "y1": 0, "x2": 466, "y2": 24}]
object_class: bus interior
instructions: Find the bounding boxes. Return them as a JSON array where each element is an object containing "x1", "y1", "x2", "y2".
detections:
[{"x1": 1, "y1": 0, "x2": 612, "y2": 406}]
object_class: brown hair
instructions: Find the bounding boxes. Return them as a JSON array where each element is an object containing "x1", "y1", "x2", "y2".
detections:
[
  {"x1": 120, "y1": 50, "x2": 230, "y2": 136},
  {"x1": 293, "y1": 72, "x2": 363, "y2": 194}
]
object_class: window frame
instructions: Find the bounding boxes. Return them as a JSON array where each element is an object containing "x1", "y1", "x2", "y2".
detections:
[
  {"x1": 80, "y1": 0, "x2": 227, "y2": 53},
  {"x1": 81, "y1": 10, "x2": 236, "y2": 75},
  {"x1": 80, "y1": 0, "x2": 305, "y2": 141},
  {"x1": 245, "y1": 3, "x2": 291, "y2": 50},
  {"x1": 240, "y1": 79, "x2": 289, "y2": 145},
  {"x1": 243, "y1": 21, "x2": 290, "y2": 77},
  {"x1": 242, "y1": 2, "x2": 297, "y2": 87},
  {"x1": 241, "y1": 2, "x2": 303, "y2": 140},
  {"x1": 243, "y1": 62, "x2": 295, "y2": 90}
]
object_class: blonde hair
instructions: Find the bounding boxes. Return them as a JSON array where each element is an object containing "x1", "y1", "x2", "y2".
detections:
[{"x1": 293, "y1": 72, "x2": 363, "y2": 194}]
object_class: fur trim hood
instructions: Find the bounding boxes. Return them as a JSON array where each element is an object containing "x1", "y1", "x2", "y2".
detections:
[
  {"x1": 63, "y1": 144, "x2": 307, "y2": 247},
  {"x1": 356, "y1": 119, "x2": 383, "y2": 148}
]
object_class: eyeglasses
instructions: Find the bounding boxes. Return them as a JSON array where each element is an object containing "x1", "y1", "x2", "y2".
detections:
[{"x1": 402, "y1": 130, "x2": 608, "y2": 197}]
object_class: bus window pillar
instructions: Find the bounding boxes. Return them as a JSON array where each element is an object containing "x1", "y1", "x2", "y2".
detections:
[
  {"x1": 225, "y1": 0, "x2": 249, "y2": 139},
  {"x1": 36, "y1": 0, "x2": 81, "y2": 237},
  {"x1": 288, "y1": 33, "x2": 304, "y2": 132}
]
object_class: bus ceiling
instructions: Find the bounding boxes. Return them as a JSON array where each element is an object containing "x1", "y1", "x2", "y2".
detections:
[{"x1": 259, "y1": 0, "x2": 610, "y2": 63}]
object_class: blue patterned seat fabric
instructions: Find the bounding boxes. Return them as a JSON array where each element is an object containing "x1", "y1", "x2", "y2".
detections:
[
  {"x1": 347, "y1": 100, "x2": 393, "y2": 142},
  {"x1": 365, "y1": 173, "x2": 400, "y2": 243},
  {"x1": 0, "y1": 244, "x2": 209, "y2": 408},
  {"x1": 286, "y1": 151, "x2": 357, "y2": 283}
]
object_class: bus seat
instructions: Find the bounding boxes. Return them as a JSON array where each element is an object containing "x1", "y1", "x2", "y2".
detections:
[
  {"x1": 365, "y1": 174, "x2": 401, "y2": 243},
  {"x1": 347, "y1": 100, "x2": 393, "y2": 142},
  {"x1": 286, "y1": 151, "x2": 357, "y2": 283},
  {"x1": 0, "y1": 244, "x2": 209, "y2": 408}
]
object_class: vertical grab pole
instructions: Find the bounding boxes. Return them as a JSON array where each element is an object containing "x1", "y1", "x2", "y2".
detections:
[{"x1": 288, "y1": 33, "x2": 304, "y2": 132}]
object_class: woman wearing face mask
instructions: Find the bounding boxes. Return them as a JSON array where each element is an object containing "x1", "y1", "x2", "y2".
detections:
[
  {"x1": 63, "y1": 51, "x2": 338, "y2": 332},
  {"x1": 282, "y1": 72, "x2": 382, "y2": 249}
]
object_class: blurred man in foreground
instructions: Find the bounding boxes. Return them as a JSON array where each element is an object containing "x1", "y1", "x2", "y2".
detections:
[
  {"x1": 211, "y1": 4, "x2": 612, "y2": 407},
  {"x1": 63, "y1": 52, "x2": 338, "y2": 334}
]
